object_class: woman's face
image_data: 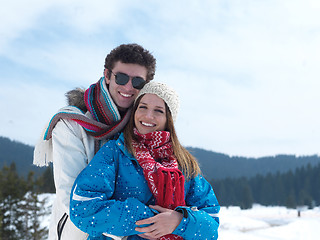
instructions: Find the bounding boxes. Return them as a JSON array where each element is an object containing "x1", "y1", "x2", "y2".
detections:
[{"x1": 134, "y1": 94, "x2": 167, "y2": 134}]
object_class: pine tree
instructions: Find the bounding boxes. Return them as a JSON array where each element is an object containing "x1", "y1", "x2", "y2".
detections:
[
  {"x1": 19, "y1": 172, "x2": 49, "y2": 240},
  {"x1": 240, "y1": 184, "x2": 253, "y2": 209},
  {"x1": 312, "y1": 164, "x2": 320, "y2": 205},
  {"x1": 286, "y1": 192, "x2": 296, "y2": 209},
  {"x1": 0, "y1": 163, "x2": 27, "y2": 239},
  {"x1": 38, "y1": 165, "x2": 55, "y2": 193},
  {"x1": 0, "y1": 164, "x2": 49, "y2": 240},
  {"x1": 0, "y1": 169, "x2": 3, "y2": 238}
]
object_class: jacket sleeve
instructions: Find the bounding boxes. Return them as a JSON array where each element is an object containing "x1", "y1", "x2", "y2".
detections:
[
  {"x1": 51, "y1": 119, "x2": 91, "y2": 215},
  {"x1": 173, "y1": 175, "x2": 220, "y2": 240},
  {"x1": 69, "y1": 143, "x2": 156, "y2": 237}
]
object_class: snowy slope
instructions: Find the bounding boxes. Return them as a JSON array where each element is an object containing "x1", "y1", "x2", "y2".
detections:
[
  {"x1": 42, "y1": 194, "x2": 320, "y2": 239},
  {"x1": 219, "y1": 205, "x2": 320, "y2": 240}
]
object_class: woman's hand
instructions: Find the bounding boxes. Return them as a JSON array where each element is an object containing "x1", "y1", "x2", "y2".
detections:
[{"x1": 135, "y1": 205, "x2": 183, "y2": 239}]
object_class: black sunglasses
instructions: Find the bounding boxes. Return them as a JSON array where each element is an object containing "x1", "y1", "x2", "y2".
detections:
[{"x1": 109, "y1": 71, "x2": 146, "y2": 90}]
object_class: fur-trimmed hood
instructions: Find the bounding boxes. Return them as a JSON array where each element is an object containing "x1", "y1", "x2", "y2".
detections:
[{"x1": 65, "y1": 88, "x2": 87, "y2": 112}]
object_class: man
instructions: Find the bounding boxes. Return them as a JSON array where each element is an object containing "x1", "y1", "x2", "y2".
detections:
[{"x1": 33, "y1": 43, "x2": 156, "y2": 240}]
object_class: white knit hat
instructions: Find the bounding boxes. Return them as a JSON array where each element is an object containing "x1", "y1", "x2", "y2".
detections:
[{"x1": 135, "y1": 82, "x2": 180, "y2": 122}]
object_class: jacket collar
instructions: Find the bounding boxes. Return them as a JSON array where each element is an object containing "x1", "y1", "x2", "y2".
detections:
[{"x1": 115, "y1": 133, "x2": 138, "y2": 163}]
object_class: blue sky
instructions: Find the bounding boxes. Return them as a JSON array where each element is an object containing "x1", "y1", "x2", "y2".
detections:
[{"x1": 1, "y1": 0, "x2": 320, "y2": 157}]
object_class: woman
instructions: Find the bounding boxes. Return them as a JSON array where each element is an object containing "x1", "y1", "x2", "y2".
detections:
[{"x1": 70, "y1": 82, "x2": 220, "y2": 240}]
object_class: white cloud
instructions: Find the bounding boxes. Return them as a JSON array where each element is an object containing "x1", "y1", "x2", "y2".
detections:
[
  {"x1": 0, "y1": 0, "x2": 53, "y2": 51},
  {"x1": 1, "y1": 0, "x2": 320, "y2": 157}
]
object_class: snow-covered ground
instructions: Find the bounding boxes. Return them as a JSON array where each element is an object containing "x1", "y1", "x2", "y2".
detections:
[
  {"x1": 219, "y1": 204, "x2": 320, "y2": 240},
  {"x1": 42, "y1": 194, "x2": 320, "y2": 239}
]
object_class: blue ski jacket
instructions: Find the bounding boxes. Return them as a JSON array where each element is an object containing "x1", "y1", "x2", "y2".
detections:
[{"x1": 70, "y1": 133, "x2": 220, "y2": 239}]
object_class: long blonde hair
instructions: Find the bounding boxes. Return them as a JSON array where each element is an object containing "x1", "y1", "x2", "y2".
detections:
[{"x1": 124, "y1": 95, "x2": 201, "y2": 179}]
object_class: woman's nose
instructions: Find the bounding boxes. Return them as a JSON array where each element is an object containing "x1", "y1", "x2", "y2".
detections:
[{"x1": 145, "y1": 110, "x2": 154, "y2": 119}]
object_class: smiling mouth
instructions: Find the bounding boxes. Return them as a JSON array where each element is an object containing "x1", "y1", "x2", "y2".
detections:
[
  {"x1": 141, "y1": 121, "x2": 155, "y2": 127},
  {"x1": 119, "y1": 92, "x2": 133, "y2": 98}
]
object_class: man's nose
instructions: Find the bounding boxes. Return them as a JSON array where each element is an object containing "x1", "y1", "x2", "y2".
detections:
[{"x1": 123, "y1": 78, "x2": 134, "y2": 90}]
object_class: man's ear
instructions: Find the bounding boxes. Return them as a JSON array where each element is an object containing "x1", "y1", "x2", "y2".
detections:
[{"x1": 104, "y1": 69, "x2": 111, "y2": 84}]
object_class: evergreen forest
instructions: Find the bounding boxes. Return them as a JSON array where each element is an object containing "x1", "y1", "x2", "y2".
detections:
[
  {"x1": 211, "y1": 163, "x2": 320, "y2": 209},
  {"x1": 0, "y1": 163, "x2": 54, "y2": 240}
]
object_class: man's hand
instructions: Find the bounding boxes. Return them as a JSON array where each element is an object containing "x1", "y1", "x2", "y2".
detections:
[{"x1": 135, "y1": 205, "x2": 183, "y2": 239}]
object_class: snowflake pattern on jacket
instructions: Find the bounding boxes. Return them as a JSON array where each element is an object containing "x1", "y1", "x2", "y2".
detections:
[{"x1": 70, "y1": 133, "x2": 220, "y2": 240}]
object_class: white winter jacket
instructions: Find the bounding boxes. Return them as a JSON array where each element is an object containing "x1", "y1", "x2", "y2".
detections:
[
  {"x1": 50, "y1": 117, "x2": 94, "y2": 239},
  {"x1": 34, "y1": 107, "x2": 123, "y2": 240}
]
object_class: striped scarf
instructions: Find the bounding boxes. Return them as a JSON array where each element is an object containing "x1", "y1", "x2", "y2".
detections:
[
  {"x1": 44, "y1": 77, "x2": 131, "y2": 140},
  {"x1": 133, "y1": 129, "x2": 185, "y2": 240}
]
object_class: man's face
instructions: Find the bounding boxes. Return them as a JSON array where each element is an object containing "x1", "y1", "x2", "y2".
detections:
[{"x1": 105, "y1": 61, "x2": 148, "y2": 111}]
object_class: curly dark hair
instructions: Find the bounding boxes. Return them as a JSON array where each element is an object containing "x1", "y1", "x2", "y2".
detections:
[{"x1": 104, "y1": 43, "x2": 156, "y2": 82}]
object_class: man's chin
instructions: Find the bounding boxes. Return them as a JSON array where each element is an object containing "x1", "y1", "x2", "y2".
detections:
[{"x1": 116, "y1": 103, "x2": 133, "y2": 112}]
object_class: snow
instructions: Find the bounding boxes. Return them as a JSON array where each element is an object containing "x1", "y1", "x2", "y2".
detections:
[
  {"x1": 219, "y1": 204, "x2": 320, "y2": 240},
  {"x1": 42, "y1": 194, "x2": 320, "y2": 239},
  {"x1": 38, "y1": 193, "x2": 53, "y2": 230}
]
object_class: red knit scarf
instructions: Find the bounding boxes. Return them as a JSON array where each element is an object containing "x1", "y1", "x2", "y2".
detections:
[{"x1": 133, "y1": 129, "x2": 185, "y2": 240}]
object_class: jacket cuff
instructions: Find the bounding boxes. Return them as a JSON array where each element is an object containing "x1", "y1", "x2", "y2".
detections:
[{"x1": 172, "y1": 206, "x2": 196, "y2": 236}]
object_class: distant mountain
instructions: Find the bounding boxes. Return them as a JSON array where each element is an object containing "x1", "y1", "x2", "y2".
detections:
[
  {"x1": 1, "y1": 136, "x2": 320, "y2": 181},
  {"x1": 187, "y1": 147, "x2": 320, "y2": 180},
  {"x1": 0, "y1": 136, "x2": 45, "y2": 178}
]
